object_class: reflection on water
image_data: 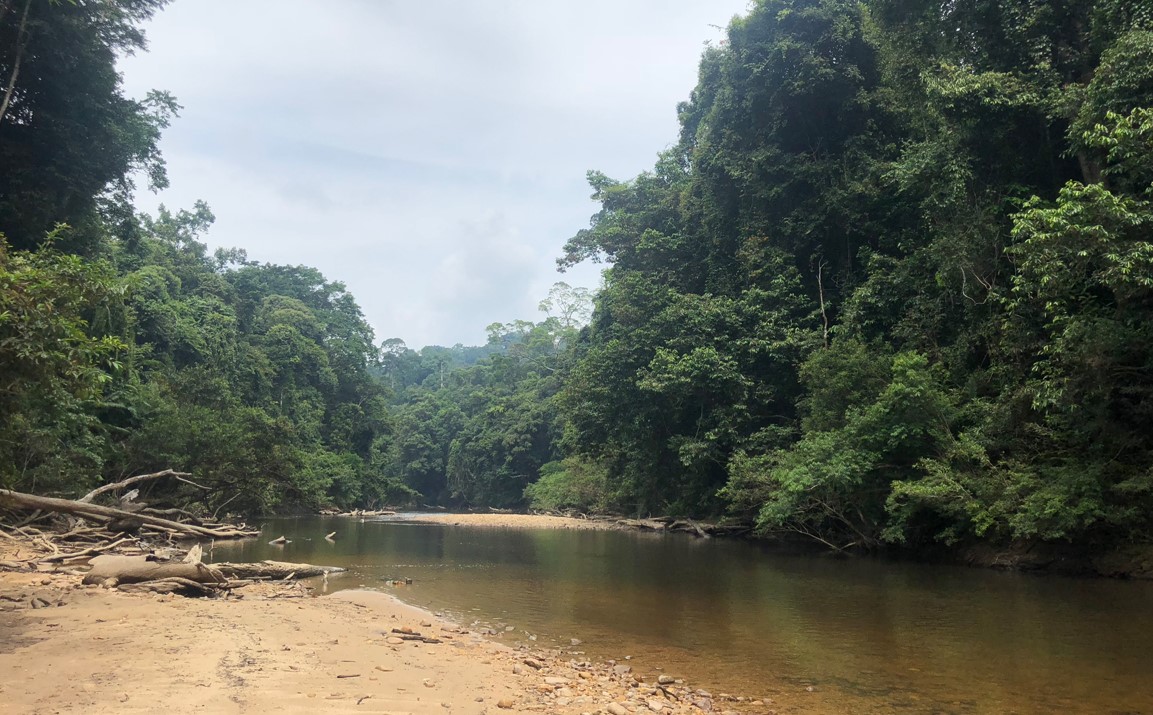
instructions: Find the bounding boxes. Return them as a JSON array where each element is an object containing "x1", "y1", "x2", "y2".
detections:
[{"x1": 211, "y1": 516, "x2": 1153, "y2": 714}]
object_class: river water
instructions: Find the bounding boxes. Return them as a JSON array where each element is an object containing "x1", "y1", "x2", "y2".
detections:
[{"x1": 211, "y1": 516, "x2": 1153, "y2": 714}]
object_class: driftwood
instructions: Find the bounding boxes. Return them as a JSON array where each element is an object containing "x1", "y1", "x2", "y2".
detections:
[
  {"x1": 38, "y1": 537, "x2": 137, "y2": 563},
  {"x1": 212, "y1": 560, "x2": 345, "y2": 580},
  {"x1": 81, "y1": 554, "x2": 339, "y2": 590},
  {"x1": 117, "y1": 577, "x2": 221, "y2": 597},
  {"x1": 140, "y1": 507, "x2": 204, "y2": 526},
  {"x1": 669, "y1": 520, "x2": 712, "y2": 538},
  {"x1": 615, "y1": 516, "x2": 751, "y2": 538},
  {"x1": 618, "y1": 518, "x2": 668, "y2": 531},
  {"x1": 82, "y1": 554, "x2": 226, "y2": 586},
  {"x1": 0, "y1": 489, "x2": 257, "y2": 539},
  {"x1": 78, "y1": 469, "x2": 208, "y2": 504}
]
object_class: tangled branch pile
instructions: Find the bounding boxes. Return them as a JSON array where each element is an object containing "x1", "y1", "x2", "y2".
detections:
[{"x1": 0, "y1": 470, "x2": 342, "y2": 598}]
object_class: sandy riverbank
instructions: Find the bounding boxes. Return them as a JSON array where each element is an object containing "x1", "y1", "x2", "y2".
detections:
[
  {"x1": 0, "y1": 539, "x2": 774, "y2": 715},
  {"x1": 391, "y1": 512, "x2": 626, "y2": 531}
]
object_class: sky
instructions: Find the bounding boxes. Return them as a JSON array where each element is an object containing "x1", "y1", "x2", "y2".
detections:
[{"x1": 118, "y1": 0, "x2": 751, "y2": 348}]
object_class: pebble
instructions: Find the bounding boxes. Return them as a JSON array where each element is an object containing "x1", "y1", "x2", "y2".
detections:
[
  {"x1": 496, "y1": 698, "x2": 514, "y2": 709},
  {"x1": 647, "y1": 699, "x2": 665, "y2": 712},
  {"x1": 607, "y1": 704, "x2": 631, "y2": 715},
  {"x1": 657, "y1": 675, "x2": 675, "y2": 685},
  {"x1": 544, "y1": 677, "x2": 569, "y2": 685},
  {"x1": 613, "y1": 664, "x2": 632, "y2": 676},
  {"x1": 385, "y1": 637, "x2": 404, "y2": 645}
]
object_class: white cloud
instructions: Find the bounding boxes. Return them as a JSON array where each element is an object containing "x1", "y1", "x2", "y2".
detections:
[{"x1": 120, "y1": 0, "x2": 750, "y2": 346}]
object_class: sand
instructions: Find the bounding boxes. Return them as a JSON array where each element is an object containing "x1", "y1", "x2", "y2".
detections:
[
  {"x1": 392, "y1": 513, "x2": 624, "y2": 531},
  {"x1": 0, "y1": 533, "x2": 770, "y2": 715}
]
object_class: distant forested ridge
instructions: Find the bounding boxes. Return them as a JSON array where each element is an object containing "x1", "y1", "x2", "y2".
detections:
[{"x1": 4, "y1": 0, "x2": 1153, "y2": 557}]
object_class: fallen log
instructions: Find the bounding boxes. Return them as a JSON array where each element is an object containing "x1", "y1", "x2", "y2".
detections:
[
  {"x1": 82, "y1": 554, "x2": 226, "y2": 586},
  {"x1": 618, "y1": 518, "x2": 667, "y2": 531},
  {"x1": 212, "y1": 560, "x2": 346, "y2": 580},
  {"x1": 669, "y1": 520, "x2": 712, "y2": 538},
  {"x1": 117, "y1": 577, "x2": 221, "y2": 597},
  {"x1": 0, "y1": 489, "x2": 258, "y2": 539}
]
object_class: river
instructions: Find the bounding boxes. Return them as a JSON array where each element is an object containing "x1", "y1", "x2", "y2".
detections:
[{"x1": 211, "y1": 516, "x2": 1153, "y2": 714}]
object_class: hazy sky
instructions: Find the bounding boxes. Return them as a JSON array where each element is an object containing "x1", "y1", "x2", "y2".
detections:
[{"x1": 119, "y1": 0, "x2": 751, "y2": 348}]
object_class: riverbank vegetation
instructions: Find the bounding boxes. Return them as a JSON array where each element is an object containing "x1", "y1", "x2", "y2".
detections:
[{"x1": 3, "y1": 0, "x2": 1153, "y2": 560}]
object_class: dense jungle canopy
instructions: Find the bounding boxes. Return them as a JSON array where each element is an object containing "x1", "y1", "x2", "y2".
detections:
[{"x1": 3, "y1": 0, "x2": 1153, "y2": 555}]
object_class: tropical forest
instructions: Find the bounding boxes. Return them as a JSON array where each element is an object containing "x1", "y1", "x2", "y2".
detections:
[
  {"x1": 6, "y1": 2, "x2": 1153, "y2": 714},
  {"x1": 4, "y1": 0, "x2": 1153, "y2": 565}
]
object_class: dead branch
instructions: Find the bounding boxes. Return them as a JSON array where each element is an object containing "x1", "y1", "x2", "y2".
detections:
[
  {"x1": 78, "y1": 469, "x2": 197, "y2": 504},
  {"x1": 0, "y1": 0, "x2": 31, "y2": 125},
  {"x1": 37, "y1": 537, "x2": 137, "y2": 563},
  {"x1": 139, "y1": 507, "x2": 204, "y2": 525}
]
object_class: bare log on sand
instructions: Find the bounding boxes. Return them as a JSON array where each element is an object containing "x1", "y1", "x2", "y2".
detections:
[
  {"x1": 81, "y1": 554, "x2": 227, "y2": 586},
  {"x1": 81, "y1": 554, "x2": 343, "y2": 592}
]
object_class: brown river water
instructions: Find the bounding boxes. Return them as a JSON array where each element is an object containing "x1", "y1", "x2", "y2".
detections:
[{"x1": 211, "y1": 516, "x2": 1153, "y2": 714}]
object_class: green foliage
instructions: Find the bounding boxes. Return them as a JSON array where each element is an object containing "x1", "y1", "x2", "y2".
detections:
[
  {"x1": 523, "y1": 458, "x2": 609, "y2": 513},
  {"x1": 557, "y1": 0, "x2": 1153, "y2": 550},
  {"x1": 380, "y1": 286, "x2": 593, "y2": 509},
  {"x1": 0, "y1": 234, "x2": 127, "y2": 492},
  {"x1": 0, "y1": 1, "x2": 175, "y2": 253},
  {"x1": 723, "y1": 350, "x2": 957, "y2": 549}
]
